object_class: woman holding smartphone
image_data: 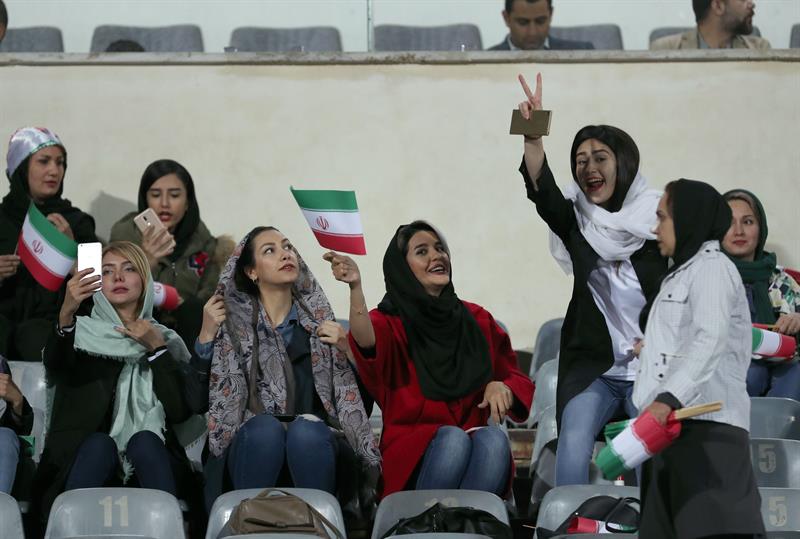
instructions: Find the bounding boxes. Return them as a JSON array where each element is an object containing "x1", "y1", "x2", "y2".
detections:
[
  {"x1": 33, "y1": 241, "x2": 197, "y2": 523},
  {"x1": 110, "y1": 159, "x2": 232, "y2": 346}
]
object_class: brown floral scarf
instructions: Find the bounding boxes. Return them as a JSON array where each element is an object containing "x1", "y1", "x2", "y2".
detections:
[{"x1": 207, "y1": 232, "x2": 380, "y2": 471}]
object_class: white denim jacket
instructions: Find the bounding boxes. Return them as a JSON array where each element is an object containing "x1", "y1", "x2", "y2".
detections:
[{"x1": 633, "y1": 241, "x2": 751, "y2": 431}]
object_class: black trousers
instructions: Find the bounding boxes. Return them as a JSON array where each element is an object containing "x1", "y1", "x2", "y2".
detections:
[{"x1": 639, "y1": 420, "x2": 766, "y2": 539}]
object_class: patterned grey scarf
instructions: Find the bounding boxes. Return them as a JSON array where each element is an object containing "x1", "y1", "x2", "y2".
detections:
[{"x1": 207, "y1": 233, "x2": 380, "y2": 471}]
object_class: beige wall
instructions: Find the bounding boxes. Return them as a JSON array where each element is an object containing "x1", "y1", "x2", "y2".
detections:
[{"x1": 1, "y1": 56, "x2": 798, "y2": 348}]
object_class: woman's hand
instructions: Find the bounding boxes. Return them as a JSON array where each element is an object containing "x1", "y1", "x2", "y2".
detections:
[
  {"x1": 141, "y1": 225, "x2": 176, "y2": 268},
  {"x1": 517, "y1": 72, "x2": 546, "y2": 184},
  {"x1": 59, "y1": 268, "x2": 101, "y2": 328},
  {"x1": 633, "y1": 339, "x2": 644, "y2": 357},
  {"x1": 478, "y1": 381, "x2": 514, "y2": 424},
  {"x1": 774, "y1": 313, "x2": 800, "y2": 336},
  {"x1": 115, "y1": 319, "x2": 167, "y2": 352},
  {"x1": 0, "y1": 254, "x2": 20, "y2": 282},
  {"x1": 0, "y1": 374, "x2": 24, "y2": 415},
  {"x1": 323, "y1": 251, "x2": 361, "y2": 289},
  {"x1": 199, "y1": 294, "x2": 226, "y2": 344},
  {"x1": 46, "y1": 213, "x2": 74, "y2": 240},
  {"x1": 317, "y1": 320, "x2": 350, "y2": 354},
  {"x1": 518, "y1": 72, "x2": 543, "y2": 124},
  {"x1": 644, "y1": 401, "x2": 673, "y2": 426}
]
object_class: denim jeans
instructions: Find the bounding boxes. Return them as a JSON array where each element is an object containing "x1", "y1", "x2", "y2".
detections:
[
  {"x1": 556, "y1": 376, "x2": 638, "y2": 486},
  {"x1": 65, "y1": 431, "x2": 177, "y2": 495},
  {"x1": 0, "y1": 427, "x2": 19, "y2": 494},
  {"x1": 227, "y1": 414, "x2": 338, "y2": 494},
  {"x1": 415, "y1": 425, "x2": 511, "y2": 496},
  {"x1": 746, "y1": 360, "x2": 800, "y2": 401}
]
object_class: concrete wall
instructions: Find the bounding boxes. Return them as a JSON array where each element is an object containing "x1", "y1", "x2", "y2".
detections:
[
  {"x1": 1, "y1": 54, "x2": 798, "y2": 347},
  {"x1": 4, "y1": 0, "x2": 800, "y2": 52}
]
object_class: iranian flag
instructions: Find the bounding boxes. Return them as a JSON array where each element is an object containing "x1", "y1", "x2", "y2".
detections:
[
  {"x1": 752, "y1": 325, "x2": 796, "y2": 361},
  {"x1": 153, "y1": 282, "x2": 180, "y2": 311},
  {"x1": 567, "y1": 516, "x2": 636, "y2": 534},
  {"x1": 290, "y1": 187, "x2": 366, "y2": 255},
  {"x1": 17, "y1": 202, "x2": 77, "y2": 291},
  {"x1": 596, "y1": 411, "x2": 681, "y2": 480}
]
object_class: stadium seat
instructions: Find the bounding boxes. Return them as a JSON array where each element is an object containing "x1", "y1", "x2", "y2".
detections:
[
  {"x1": 750, "y1": 398, "x2": 800, "y2": 440},
  {"x1": 230, "y1": 26, "x2": 342, "y2": 52},
  {"x1": 535, "y1": 484, "x2": 638, "y2": 538},
  {"x1": 760, "y1": 487, "x2": 800, "y2": 532},
  {"x1": 790, "y1": 25, "x2": 800, "y2": 48},
  {"x1": 90, "y1": 25, "x2": 204, "y2": 52},
  {"x1": 528, "y1": 359, "x2": 558, "y2": 428},
  {"x1": 173, "y1": 413, "x2": 207, "y2": 472},
  {"x1": 374, "y1": 24, "x2": 483, "y2": 51},
  {"x1": 44, "y1": 487, "x2": 185, "y2": 539},
  {"x1": 206, "y1": 488, "x2": 345, "y2": 539},
  {"x1": 9, "y1": 361, "x2": 47, "y2": 461},
  {"x1": 530, "y1": 405, "x2": 557, "y2": 471},
  {"x1": 0, "y1": 492, "x2": 24, "y2": 539},
  {"x1": 530, "y1": 318, "x2": 563, "y2": 380},
  {"x1": 649, "y1": 25, "x2": 761, "y2": 44},
  {"x1": 750, "y1": 438, "x2": 800, "y2": 488},
  {"x1": 0, "y1": 27, "x2": 64, "y2": 52},
  {"x1": 371, "y1": 489, "x2": 509, "y2": 539},
  {"x1": 550, "y1": 25, "x2": 623, "y2": 50}
]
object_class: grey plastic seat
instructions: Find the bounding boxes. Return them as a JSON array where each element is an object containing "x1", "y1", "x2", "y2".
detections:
[
  {"x1": 230, "y1": 26, "x2": 342, "y2": 52},
  {"x1": 530, "y1": 405, "x2": 557, "y2": 471},
  {"x1": 760, "y1": 487, "x2": 800, "y2": 531},
  {"x1": 371, "y1": 489, "x2": 509, "y2": 539},
  {"x1": 549, "y1": 25, "x2": 622, "y2": 50},
  {"x1": 173, "y1": 413, "x2": 207, "y2": 472},
  {"x1": 750, "y1": 398, "x2": 800, "y2": 440},
  {"x1": 206, "y1": 488, "x2": 345, "y2": 539},
  {"x1": 0, "y1": 27, "x2": 64, "y2": 52},
  {"x1": 791, "y1": 24, "x2": 800, "y2": 48},
  {"x1": 44, "y1": 487, "x2": 185, "y2": 538},
  {"x1": 90, "y1": 25, "x2": 203, "y2": 52},
  {"x1": 535, "y1": 485, "x2": 639, "y2": 538},
  {"x1": 0, "y1": 492, "x2": 24, "y2": 539},
  {"x1": 374, "y1": 24, "x2": 482, "y2": 51},
  {"x1": 528, "y1": 359, "x2": 558, "y2": 428},
  {"x1": 9, "y1": 361, "x2": 47, "y2": 461},
  {"x1": 649, "y1": 25, "x2": 761, "y2": 44},
  {"x1": 750, "y1": 438, "x2": 800, "y2": 488},
  {"x1": 530, "y1": 318, "x2": 563, "y2": 380}
]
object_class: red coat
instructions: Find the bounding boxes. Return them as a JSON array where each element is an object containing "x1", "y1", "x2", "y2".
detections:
[{"x1": 349, "y1": 300, "x2": 534, "y2": 497}]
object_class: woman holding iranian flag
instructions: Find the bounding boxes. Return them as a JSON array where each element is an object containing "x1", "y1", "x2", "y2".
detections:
[{"x1": 634, "y1": 180, "x2": 764, "y2": 538}]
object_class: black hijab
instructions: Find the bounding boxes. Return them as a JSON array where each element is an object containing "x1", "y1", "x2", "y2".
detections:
[
  {"x1": 377, "y1": 221, "x2": 492, "y2": 401},
  {"x1": 668, "y1": 179, "x2": 732, "y2": 273},
  {"x1": 136, "y1": 159, "x2": 200, "y2": 263}
]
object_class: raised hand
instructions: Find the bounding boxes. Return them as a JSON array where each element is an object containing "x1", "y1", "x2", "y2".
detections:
[
  {"x1": 115, "y1": 319, "x2": 167, "y2": 352},
  {"x1": 317, "y1": 320, "x2": 350, "y2": 354},
  {"x1": 60, "y1": 268, "x2": 102, "y2": 327},
  {"x1": 199, "y1": 294, "x2": 226, "y2": 344},
  {"x1": 47, "y1": 213, "x2": 74, "y2": 240},
  {"x1": 141, "y1": 225, "x2": 176, "y2": 267},
  {"x1": 478, "y1": 381, "x2": 514, "y2": 424},
  {"x1": 518, "y1": 72, "x2": 543, "y2": 121},
  {"x1": 323, "y1": 251, "x2": 361, "y2": 289},
  {"x1": 0, "y1": 254, "x2": 20, "y2": 282}
]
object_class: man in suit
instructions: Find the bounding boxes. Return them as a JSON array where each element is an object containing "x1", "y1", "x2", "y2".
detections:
[
  {"x1": 488, "y1": 0, "x2": 594, "y2": 51},
  {"x1": 651, "y1": 0, "x2": 770, "y2": 50}
]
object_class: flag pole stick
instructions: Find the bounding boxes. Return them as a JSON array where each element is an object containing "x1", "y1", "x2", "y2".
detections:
[{"x1": 673, "y1": 401, "x2": 723, "y2": 420}]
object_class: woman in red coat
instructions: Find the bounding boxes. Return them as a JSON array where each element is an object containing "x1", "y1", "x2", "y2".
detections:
[{"x1": 325, "y1": 220, "x2": 533, "y2": 497}]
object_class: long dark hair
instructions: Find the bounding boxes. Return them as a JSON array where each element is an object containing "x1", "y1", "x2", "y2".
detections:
[
  {"x1": 570, "y1": 125, "x2": 640, "y2": 213},
  {"x1": 234, "y1": 226, "x2": 278, "y2": 296},
  {"x1": 136, "y1": 159, "x2": 196, "y2": 212},
  {"x1": 396, "y1": 220, "x2": 449, "y2": 256}
]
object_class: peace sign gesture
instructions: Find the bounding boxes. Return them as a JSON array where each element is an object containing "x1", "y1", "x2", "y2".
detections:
[
  {"x1": 518, "y1": 72, "x2": 543, "y2": 122},
  {"x1": 516, "y1": 72, "x2": 546, "y2": 183}
]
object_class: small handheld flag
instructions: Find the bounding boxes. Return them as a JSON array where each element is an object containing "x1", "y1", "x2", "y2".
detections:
[
  {"x1": 567, "y1": 516, "x2": 636, "y2": 534},
  {"x1": 153, "y1": 282, "x2": 180, "y2": 311},
  {"x1": 290, "y1": 187, "x2": 366, "y2": 255},
  {"x1": 752, "y1": 325, "x2": 796, "y2": 361},
  {"x1": 17, "y1": 202, "x2": 77, "y2": 291}
]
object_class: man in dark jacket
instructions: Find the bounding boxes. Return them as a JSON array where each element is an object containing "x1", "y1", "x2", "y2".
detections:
[{"x1": 489, "y1": 0, "x2": 594, "y2": 51}]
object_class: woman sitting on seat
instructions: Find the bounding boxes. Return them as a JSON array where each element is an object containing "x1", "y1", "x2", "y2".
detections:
[
  {"x1": 327, "y1": 220, "x2": 533, "y2": 497},
  {"x1": 206, "y1": 226, "x2": 379, "y2": 498},
  {"x1": 721, "y1": 189, "x2": 800, "y2": 400},
  {"x1": 34, "y1": 241, "x2": 196, "y2": 520}
]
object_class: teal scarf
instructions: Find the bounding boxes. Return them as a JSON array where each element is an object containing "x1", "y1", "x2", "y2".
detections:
[{"x1": 74, "y1": 277, "x2": 190, "y2": 478}]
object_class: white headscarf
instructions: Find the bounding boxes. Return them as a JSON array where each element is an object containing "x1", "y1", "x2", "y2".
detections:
[{"x1": 550, "y1": 172, "x2": 662, "y2": 274}]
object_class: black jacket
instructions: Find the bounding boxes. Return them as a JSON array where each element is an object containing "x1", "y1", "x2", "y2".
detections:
[
  {"x1": 489, "y1": 35, "x2": 595, "y2": 51},
  {"x1": 520, "y1": 157, "x2": 667, "y2": 428}
]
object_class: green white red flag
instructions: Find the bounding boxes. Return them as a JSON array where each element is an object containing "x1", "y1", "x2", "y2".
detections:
[
  {"x1": 567, "y1": 516, "x2": 636, "y2": 534},
  {"x1": 290, "y1": 187, "x2": 366, "y2": 255},
  {"x1": 17, "y1": 202, "x2": 77, "y2": 291},
  {"x1": 752, "y1": 325, "x2": 796, "y2": 361}
]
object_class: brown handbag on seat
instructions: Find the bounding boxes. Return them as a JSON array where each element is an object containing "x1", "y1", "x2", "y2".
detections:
[{"x1": 218, "y1": 488, "x2": 344, "y2": 538}]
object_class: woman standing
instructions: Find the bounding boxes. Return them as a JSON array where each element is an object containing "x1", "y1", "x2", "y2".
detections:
[
  {"x1": 328, "y1": 221, "x2": 533, "y2": 497},
  {"x1": 634, "y1": 179, "x2": 764, "y2": 538},
  {"x1": 515, "y1": 74, "x2": 667, "y2": 485},
  {"x1": 0, "y1": 127, "x2": 97, "y2": 361}
]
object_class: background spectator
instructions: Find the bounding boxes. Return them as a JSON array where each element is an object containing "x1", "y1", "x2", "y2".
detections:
[
  {"x1": 0, "y1": 355, "x2": 33, "y2": 494},
  {"x1": 489, "y1": 0, "x2": 593, "y2": 51}
]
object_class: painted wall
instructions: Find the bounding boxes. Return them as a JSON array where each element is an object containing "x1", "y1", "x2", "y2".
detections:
[
  {"x1": 3, "y1": 0, "x2": 800, "y2": 52},
  {"x1": 1, "y1": 58, "x2": 799, "y2": 347}
]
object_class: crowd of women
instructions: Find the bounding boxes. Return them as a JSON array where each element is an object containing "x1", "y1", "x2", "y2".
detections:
[{"x1": 0, "y1": 72, "x2": 797, "y2": 537}]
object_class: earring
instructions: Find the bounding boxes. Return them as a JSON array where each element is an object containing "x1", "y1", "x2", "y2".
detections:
[{"x1": 251, "y1": 276, "x2": 258, "y2": 284}]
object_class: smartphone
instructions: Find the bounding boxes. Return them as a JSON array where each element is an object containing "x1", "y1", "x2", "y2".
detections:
[
  {"x1": 509, "y1": 109, "x2": 552, "y2": 137},
  {"x1": 133, "y1": 207, "x2": 166, "y2": 234},
  {"x1": 77, "y1": 242, "x2": 103, "y2": 282}
]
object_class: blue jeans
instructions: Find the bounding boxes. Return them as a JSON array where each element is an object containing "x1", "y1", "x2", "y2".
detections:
[
  {"x1": 65, "y1": 431, "x2": 177, "y2": 495},
  {"x1": 0, "y1": 427, "x2": 19, "y2": 494},
  {"x1": 556, "y1": 376, "x2": 638, "y2": 486},
  {"x1": 415, "y1": 425, "x2": 511, "y2": 496},
  {"x1": 746, "y1": 360, "x2": 800, "y2": 401},
  {"x1": 227, "y1": 414, "x2": 338, "y2": 494}
]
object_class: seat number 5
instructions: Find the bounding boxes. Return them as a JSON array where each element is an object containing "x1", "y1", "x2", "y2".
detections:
[{"x1": 768, "y1": 496, "x2": 787, "y2": 527}]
